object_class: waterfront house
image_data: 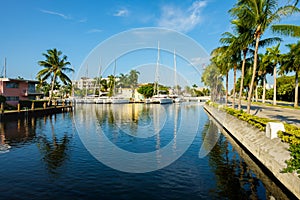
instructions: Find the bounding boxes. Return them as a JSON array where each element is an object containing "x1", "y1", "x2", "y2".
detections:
[{"x1": 0, "y1": 78, "x2": 42, "y2": 106}]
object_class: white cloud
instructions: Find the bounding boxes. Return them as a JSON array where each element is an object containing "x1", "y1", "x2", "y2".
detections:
[
  {"x1": 40, "y1": 9, "x2": 71, "y2": 20},
  {"x1": 113, "y1": 8, "x2": 129, "y2": 17},
  {"x1": 157, "y1": 1, "x2": 207, "y2": 33},
  {"x1": 190, "y1": 56, "x2": 210, "y2": 68},
  {"x1": 78, "y1": 18, "x2": 87, "y2": 23},
  {"x1": 87, "y1": 29, "x2": 102, "y2": 34}
]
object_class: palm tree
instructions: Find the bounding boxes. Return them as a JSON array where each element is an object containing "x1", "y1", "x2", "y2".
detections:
[
  {"x1": 117, "y1": 73, "x2": 129, "y2": 88},
  {"x1": 264, "y1": 43, "x2": 281, "y2": 105},
  {"x1": 280, "y1": 41, "x2": 300, "y2": 108},
  {"x1": 128, "y1": 70, "x2": 140, "y2": 98},
  {"x1": 201, "y1": 63, "x2": 223, "y2": 102},
  {"x1": 108, "y1": 75, "x2": 116, "y2": 97},
  {"x1": 227, "y1": 17, "x2": 255, "y2": 110},
  {"x1": 100, "y1": 78, "x2": 108, "y2": 92},
  {"x1": 37, "y1": 48, "x2": 73, "y2": 105},
  {"x1": 231, "y1": 0, "x2": 296, "y2": 113},
  {"x1": 219, "y1": 31, "x2": 242, "y2": 108},
  {"x1": 211, "y1": 46, "x2": 230, "y2": 106},
  {"x1": 257, "y1": 53, "x2": 273, "y2": 103}
]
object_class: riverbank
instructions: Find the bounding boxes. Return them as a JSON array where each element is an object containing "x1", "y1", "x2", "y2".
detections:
[
  {"x1": 0, "y1": 105, "x2": 73, "y2": 122},
  {"x1": 203, "y1": 104, "x2": 300, "y2": 199}
]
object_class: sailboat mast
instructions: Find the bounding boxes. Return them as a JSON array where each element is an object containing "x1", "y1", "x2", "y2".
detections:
[
  {"x1": 4, "y1": 57, "x2": 7, "y2": 78},
  {"x1": 94, "y1": 58, "x2": 102, "y2": 96},
  {"x1": 113, "y1": 59, "x2": 117, "y2": 96},
  {"x1": 174, "y1": 49, "x2": 178, "y2": 95},
  {"x1": 154, "y1": 42, "x2": 160, "y2": 95},
  {"x1": 98, "y1": 57, "x2": 102, "y2": 95},
  {"x1": 85, "y1": 65, "x2": 88, "y2": 97},
  {"x1": 71, "y1": 65, "x2": 74, "y2": 97}
]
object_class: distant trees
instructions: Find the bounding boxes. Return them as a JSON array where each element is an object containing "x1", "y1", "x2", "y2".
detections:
[
  {"x1": 137, "y1": 84, "x2": 154, "y2": 98},
  {"x1": 280, "y1": 41, "x2": 300, "y2": 108},
  {"x1": 201, "y1": 63, "x2": 224, "y2": 102}
]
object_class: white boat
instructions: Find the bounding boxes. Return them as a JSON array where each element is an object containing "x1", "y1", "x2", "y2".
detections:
[
  {"x1": 174, "y1": 97, "x2": 182, "y2": 103},
  {"x1": 94, "y1": 97, "x2": 107, "y2": 104},
  {"x1": 151, "y1": 94, "x2": 173, "y2": 104},
  {"x1": 94, "y1": 93, "x2": 109, "y2": 104},
  {"x1": 75, "y1": 98, "x2": 84, "y2": 104},
  {"x1": 169, "y1": 95, "x2": 183, "y2": 103},
  {"x1": 83, "y1": 97, "x2": 94, "y2": 104},
  {"x1": 111, "y1": 97, "x2": 130, "y2": 104},
  {"x1": 144, "y1": 99, "x2": 151, "y2": 104}
]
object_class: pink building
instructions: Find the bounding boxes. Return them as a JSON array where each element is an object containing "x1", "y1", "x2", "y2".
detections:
[{"x1": 0, "y1": 78, "x2": 42, "y2": 106}]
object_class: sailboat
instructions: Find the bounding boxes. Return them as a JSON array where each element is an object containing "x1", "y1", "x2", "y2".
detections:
[
  {"x1": 94, "y1": 58, "x2": 110, "y2": 104},
  {"x1": 169, "y1": 49, "x2": 182, "y2": 103},
  {"x1": 151, "y1": 42, "x2": 173, "y2": 104},
  {"x1": 110, "y1": 59, "x2": 130, "y2": 104}
]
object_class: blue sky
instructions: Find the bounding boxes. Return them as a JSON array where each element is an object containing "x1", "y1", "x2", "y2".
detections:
[{"x1": 0, "y1": 0, "x2": 299, "y2": 88}]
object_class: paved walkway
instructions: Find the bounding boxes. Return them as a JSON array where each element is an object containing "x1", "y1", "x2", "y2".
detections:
[{"x1": 228, "y1": 100, "x2": 300, "y2": 127}]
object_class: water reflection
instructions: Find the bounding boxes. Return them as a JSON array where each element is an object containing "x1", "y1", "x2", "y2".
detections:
[
  {"x1": 0, "y1": 117, "x2": 36, "y2": 150},
  {"x1": 203, "y1": 118, "x2": 290, "y2": 200},
  {"x1": 0, "y1": 104, "x2": 295, "y2": 199},
  {"x1": 75, "y1": 103, "x2": 202, "y2": 173},
  {"x1": 0, "y1": 113, "x2": 73, "y2": 174},
  {"x1": 37, "y1": 115, "x2": 71, "y2": 174}
]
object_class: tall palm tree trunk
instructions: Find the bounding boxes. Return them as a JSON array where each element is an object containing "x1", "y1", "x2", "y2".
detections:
[
  {"x1": 226, "y1": 72, "x2": 229, "y2": 106},
  {"x1": 247, "y1": 35, "x2": 260, "y2": 114},
  {"x1": 273, "y1": 66, "x2": 277, "y2": 105},
  {"x1": 262, "y1": 74, "x2": 266, "y2": 103},
  {"x1": 48, "y1": 74, "x2": 57, "y2": 106},
  {"x1": 255, "y1": 86, "x2": 258, "y2": 102},
  {"x1": 232, "y1": 64, "x2": 237, "y2": 109},
  {"x1": 295, "y1": 71, "x2": 299, "y2": 108},
  {"x1": 238, "y1": 50, "x2": 247, "y2": 110}
]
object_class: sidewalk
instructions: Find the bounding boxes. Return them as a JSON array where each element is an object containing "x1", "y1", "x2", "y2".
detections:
[{"x1": 228, "y1": 100, "x2": 300, "y2": 127}]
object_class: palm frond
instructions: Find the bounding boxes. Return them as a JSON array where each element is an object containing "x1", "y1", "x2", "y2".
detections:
[{"x1": 271, "y1": 24, "x2": 300, "y2": 37}]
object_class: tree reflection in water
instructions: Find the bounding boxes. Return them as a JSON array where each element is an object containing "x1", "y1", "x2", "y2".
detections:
[
  {"x1": 202, "y1": 119, "x2": 261, "y2": 199},
  {"x1": 37, "y1": 115, "x2": 70, "y2": 175}
]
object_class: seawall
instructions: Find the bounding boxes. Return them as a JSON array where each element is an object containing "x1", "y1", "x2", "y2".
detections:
[{"x1": 204, "y1": 104, "x2": 300, "y2": 199}]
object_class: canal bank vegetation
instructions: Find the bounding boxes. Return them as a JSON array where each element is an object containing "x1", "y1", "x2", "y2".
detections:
[{"x1": 207, "y1": 101, "x2": 300, "y2": 176}]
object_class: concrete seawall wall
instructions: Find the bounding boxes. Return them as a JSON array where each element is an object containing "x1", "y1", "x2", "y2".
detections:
[{"x1": 204, "y1": 104, "x2": 300, "y2": 199}]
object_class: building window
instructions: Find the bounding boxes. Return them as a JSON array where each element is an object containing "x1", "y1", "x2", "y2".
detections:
[
  {"x1": 6, "y1": 96, "x2": 19, "y2": 101},
  {"x1": 28, "y1": 83, "x2": 36, "y2": 93},
  {"x1": 6, "y1": 82, "x2": 19, "y2": 88}
]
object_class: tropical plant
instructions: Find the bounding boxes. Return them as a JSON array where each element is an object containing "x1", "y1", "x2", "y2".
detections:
[
  {"x1": 37, "y1": 48, "x2": 73, "y2": 105},
  {"x1": 257, "y1": 53, "x2": 273, "y2": 103},
  {"x1": 219, "y1": 31, "x2": 242, "y2": 108},
  {"x1": 231, "y1": 0, "x2": 297, "y2": 113},
  {"x1": 100, "y1": 78, "x2": 108, "y2": 92},
  {"x1": 280, "y1": 41, "x2": 300, "y2": 108},
  {"x1": 201, "y1": 63, "x2": 224, "y2": 102},
  {"x1": 211, "y1": 46, "x2": 231, "y2": 106},
  {"x1": 227, "y1": 18, "x2": 255, "y2": 110},
  {"x1": 128, "y1": 70, "x2": 140, "y2": 97},
  {"x1": 117, "y1": 73, "x2": 129, "y2": 88},
  {"x1": 107, "y1": 75, "x2": 116, "y2": 97},
  {"x1": 137, "y1": 84, "x2": 154, "y2": 98},
  {"x1": 265, "y1": 43, "x2": 281, "y2": 105}
]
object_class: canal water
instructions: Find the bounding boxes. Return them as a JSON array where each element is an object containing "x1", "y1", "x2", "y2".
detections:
[{"x1": 0, "y1": 103, "x2": 291, "y2": 199}]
